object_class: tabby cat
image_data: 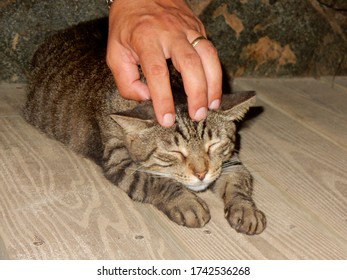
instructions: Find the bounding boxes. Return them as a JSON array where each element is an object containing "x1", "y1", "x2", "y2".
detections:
[{"x1": 23, "y1": 18, "x2": 266, "y2": 235}]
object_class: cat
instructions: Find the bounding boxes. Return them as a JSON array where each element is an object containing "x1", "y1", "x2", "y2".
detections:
[{"x1": 23, "y1": 18, "x2": 266, "y2": 235}]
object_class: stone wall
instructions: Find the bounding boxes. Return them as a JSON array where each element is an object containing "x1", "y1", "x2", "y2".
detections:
[
  {"x1": 1, "y1": 0, "x2": 346, "y2": 82},
  {"x1": 0, "y1": 0, "x2": 107, "y2": 82},
  {"x1": 199, "y1": 0, "x2": 347, "y2": 77}
]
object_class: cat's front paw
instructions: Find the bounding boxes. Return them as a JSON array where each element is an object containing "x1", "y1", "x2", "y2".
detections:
[
  {"x1": 166, "y1": 195, "x2": 211, "y2": 228},
  {"x1": 225, "y1": 202, "x2": 266, "y2": 235}
]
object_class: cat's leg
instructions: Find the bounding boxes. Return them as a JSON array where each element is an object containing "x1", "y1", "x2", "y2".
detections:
[
  {"x1": 148, "y1": 177, "x2": 211, "y2": 228},
  {"x1": 102, "y1": 143, "x2": 210, "y2": 227},
  {"x1": 212, "y1": 155, "x2": 266, "y2": 235}
]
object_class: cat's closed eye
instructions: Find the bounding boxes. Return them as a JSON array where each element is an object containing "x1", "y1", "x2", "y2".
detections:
[
  {"x1": 205, "y1": 140, "x2": 221, "y2": 154},
  {"x1": 168, "y1": 150, "x2": 187, "y2": 160},
  {"x1": 206, "y1": 139, "x2": 234, "y2": 159},
  {"x1": 153, "y1": 153, "x2": 177, "y2": 165}
]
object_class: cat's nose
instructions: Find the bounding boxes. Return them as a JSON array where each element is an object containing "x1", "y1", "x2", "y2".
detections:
[{"x1": 194, "y1": 170, "x2": 207, "y2": 181}]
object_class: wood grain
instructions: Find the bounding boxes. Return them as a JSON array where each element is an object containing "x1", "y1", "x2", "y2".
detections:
[
  {"x1": 0, "y1": 79, "x2": 347, "y2": 259},
  {"x1": 234, "y1": 78, "x2": 347, "y2": 149},
  {"x1": 239, "y1": 100, "x2": 347, "y2": 259}
]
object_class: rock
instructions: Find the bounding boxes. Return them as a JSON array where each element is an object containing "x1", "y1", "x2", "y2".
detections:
[
  {"x1": 0, "y1": 0, "x2": 346, "y2": 82},
  {"x1": 318, "y1": 0, "x2": 347, "y2": 10},
  {"x1": 0, "y1": 0, "x2": 107, "y2": 82},
  {"x1": 198, "y1": 0, "x2": 347, "y2": 77}
]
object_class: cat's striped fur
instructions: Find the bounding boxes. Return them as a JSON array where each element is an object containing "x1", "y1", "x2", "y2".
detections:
[{"x1": 23, "y1": 18, "x2": 266, "y2": 234}]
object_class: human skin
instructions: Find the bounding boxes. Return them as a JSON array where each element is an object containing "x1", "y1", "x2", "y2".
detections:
[{"x1": 107, "y1": 0, "x2": 223, "y2": 127}]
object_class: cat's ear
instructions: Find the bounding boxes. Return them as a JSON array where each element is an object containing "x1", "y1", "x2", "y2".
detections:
[
  {"x1": 110, "y1": 115, "x2": 156, "y2": 134},
  {"x1": 110, "y1": 101, "x2": 157, "y2": 134},
  {"x1": 218, "y1": 91, "x2": 256, "y2": 121}
]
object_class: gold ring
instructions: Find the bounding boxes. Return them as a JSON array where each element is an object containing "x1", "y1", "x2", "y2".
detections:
[{"x1": 190, "y1": 36, "x2": 207, "y2": 47}]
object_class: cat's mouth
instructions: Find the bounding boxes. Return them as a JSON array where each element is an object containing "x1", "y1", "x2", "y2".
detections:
[
  {"x1": 185, "y1": 182, "x2": 212, "y2": 192},
  {"x1": 183, "y1": 169, "x2": 221, "y2": 192}
]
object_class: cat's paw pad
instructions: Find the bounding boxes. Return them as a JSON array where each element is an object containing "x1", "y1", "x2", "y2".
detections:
[
  {"x1": 167, "y1": 196, "x2": 211, "y2": 228},
  {"x1": 225, "y1": 203, "x2": 266, "y2": 235}
]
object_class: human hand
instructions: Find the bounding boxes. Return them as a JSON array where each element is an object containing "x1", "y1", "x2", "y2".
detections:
[{"x1": 106, "y1": 0, "x2": 222, "y2": 127}]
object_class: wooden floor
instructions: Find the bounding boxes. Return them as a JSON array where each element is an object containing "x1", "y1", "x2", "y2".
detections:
[{"x1": 0, "y1": 78, "x2": 347, "y2": 260}]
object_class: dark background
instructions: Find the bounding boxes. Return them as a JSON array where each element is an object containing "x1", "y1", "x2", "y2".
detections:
[{"x1": 1, "y1": 0, "x2": 346, "y2": 82}]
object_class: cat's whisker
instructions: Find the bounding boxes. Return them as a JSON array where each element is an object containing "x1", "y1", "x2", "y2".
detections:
[
  {"x1": 118, "y1": 165, "x2": 145, "y2": 189},
  {"x1": 135, "y1": 168, "x2": 171, "y2": 178},
  {"x1": 222, "y1": 161, "x2": 242, "y2": 168},
  {"x1": 221, "y1": 163, "x2": 244, "y2": 175}
]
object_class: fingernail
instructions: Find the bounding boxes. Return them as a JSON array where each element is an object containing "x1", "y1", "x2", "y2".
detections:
[
  {"x1": 209, "y1": 99, "x2": 221, "y2": 110},
  {"x1": 142, "y1": 93, "x2": 151, "y2": 100},
  {"x1": 194, "y1": 107, "x2": 208, "y2": 121},
  {"x1": 162, "y1": 113, "x2": 175, "y2": 127},
  {"x1": 140, "y1": 90, "x2": 151, "y2": 100}
]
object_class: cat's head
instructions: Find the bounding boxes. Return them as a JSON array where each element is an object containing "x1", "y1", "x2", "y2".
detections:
[{"x1": 111, "y1": 91, "x2": 255, "y2": 192}]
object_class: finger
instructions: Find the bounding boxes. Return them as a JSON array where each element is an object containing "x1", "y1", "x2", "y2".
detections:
[
  {"x1": 106, "y1": 43, "x2": 150, "y2": 101},
  {"x1": 188, "y1": 33, "x2": 222, "y2": 110},
  {"x1": 170, "y1": 39, "x2": 208, "y2": 122},
  {"x1": 194, "y1": 17, "x2": 208, "y2": 38},
  {"x1": 139, "y1": 48, "x2": 176, "y2": 127}
]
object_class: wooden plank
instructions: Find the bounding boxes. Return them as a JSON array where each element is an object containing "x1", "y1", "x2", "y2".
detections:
[
  {"x1": 1, "y1": 83, "x2": 270, "y2": 260},
  {"x1": 234, "y1": 78, "x2": 347, "y2": 150},
  {"x1": 0, "y1": 83, "x2": 272, "y2": 260},
  {"x1": 1, "y1": 80, "x2": 347, "y2": 260},
  {"x1": 0, "y1": 117, "x2": 271, "y2": 260},
  {"x1": 0, "y1": 118, "x2": 192, "y2": 259},
  {"x1": 237, "y1": 98, "x2": 347, "y2": 259},
  {"x1": 321, "y1": 76, "x2": 347, "y2": 89}
]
